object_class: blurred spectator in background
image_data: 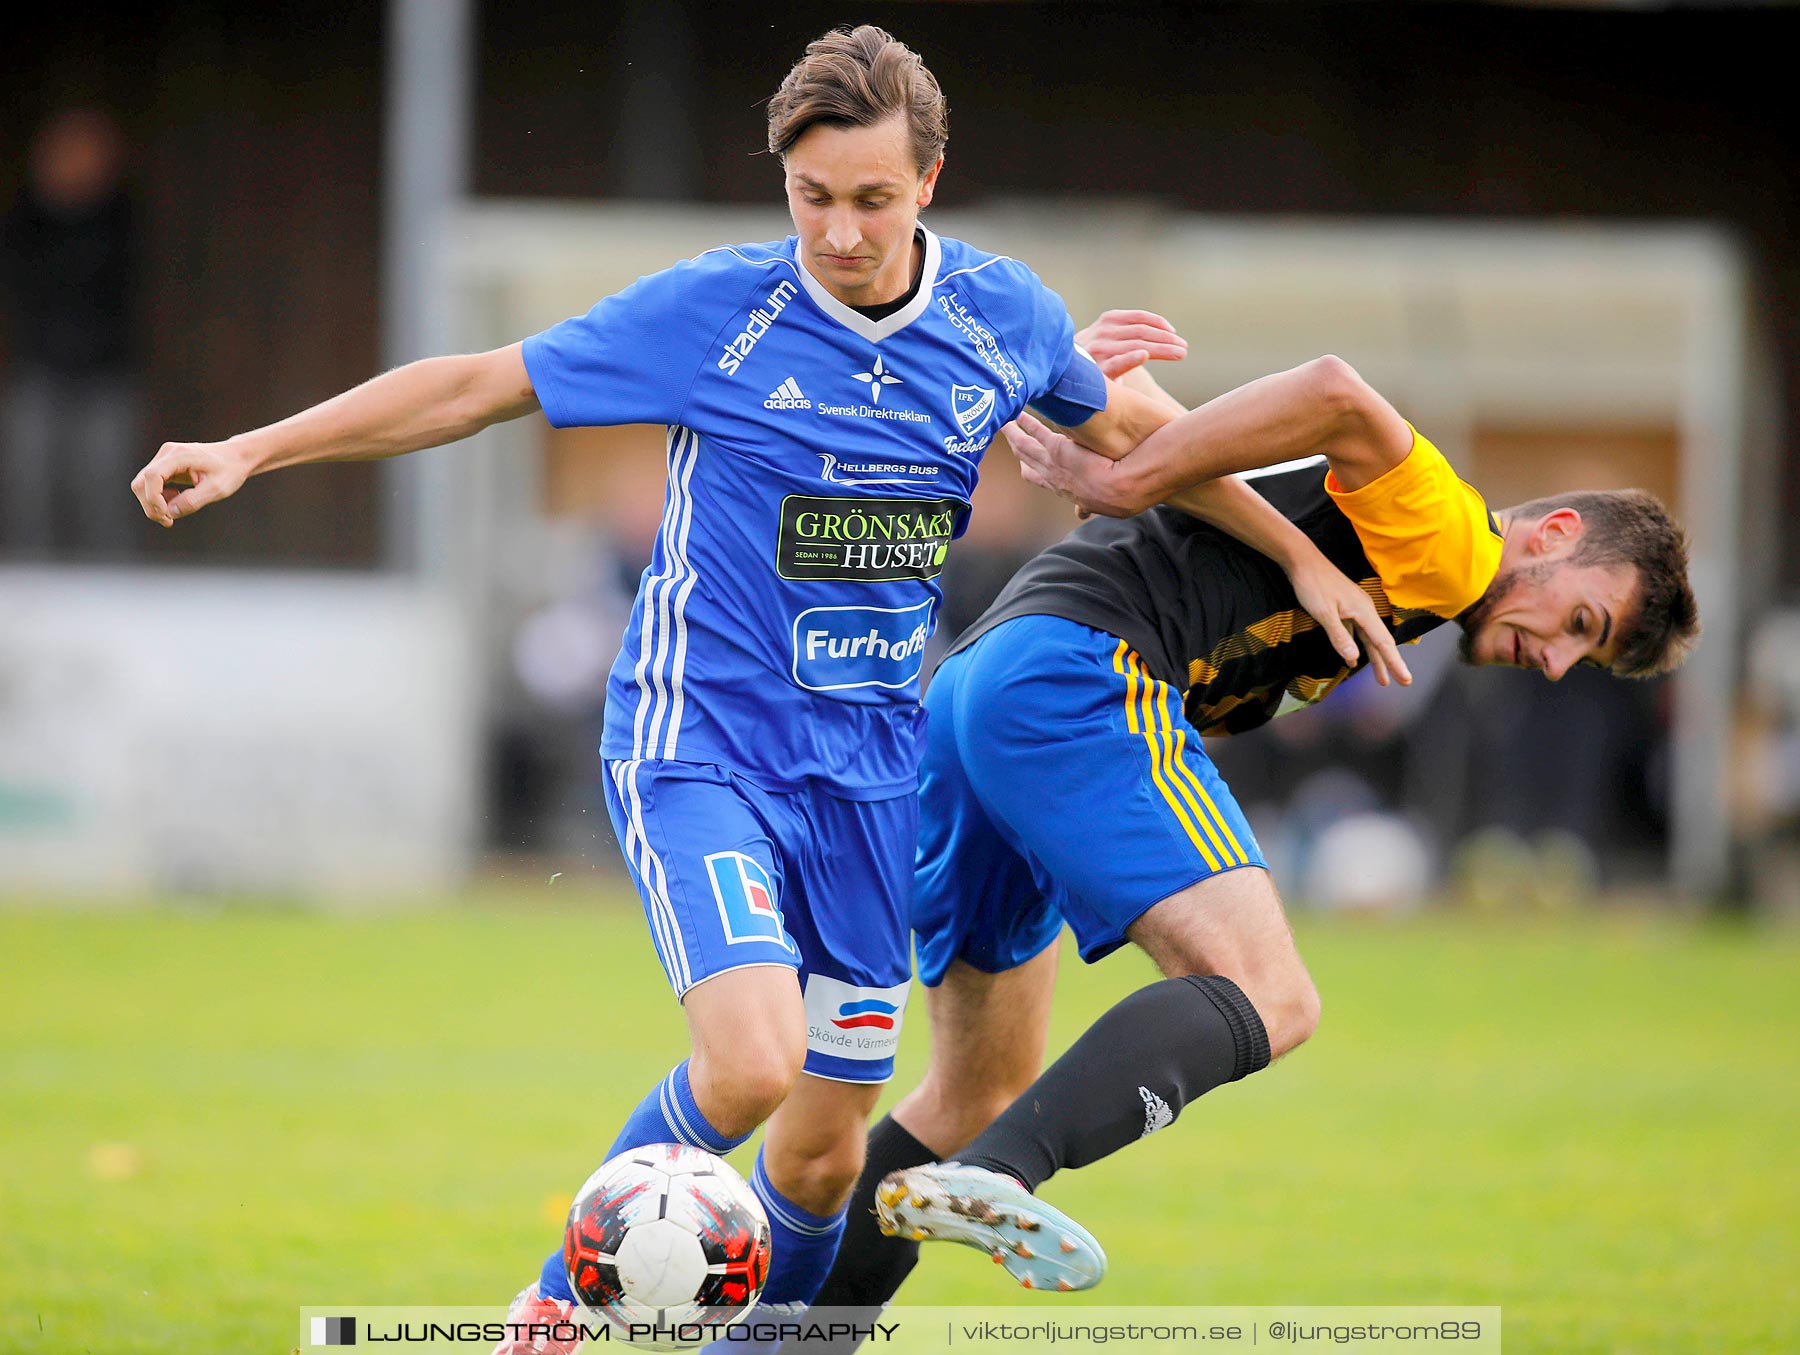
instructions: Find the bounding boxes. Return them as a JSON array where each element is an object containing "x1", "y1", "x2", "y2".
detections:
[
  {"x1": 1736, "y1": 612, "x2": 1800, "y2": 917},
  {"x1": 2, "y1": 107, "x2": 141, "y2": 561},
  {"x1": 495, "y1": 521, "x2": 638, "y2": 859},
  {"x1": 1427, "y1": 661, "x2": 1664, "y2": 895},
  {"x1": 1209, "y1": 625, "x2": 1668, "y2": 913}
]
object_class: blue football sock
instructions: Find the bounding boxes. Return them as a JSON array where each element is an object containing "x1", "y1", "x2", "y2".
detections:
[
  {"x1": 750, "y1": 1148, "x2": 850, "y2": 1306},
  {"x1": 698, "y1": 1148, "x2": 850, "y2": 1353},
  {"x1": 538, "y1": 1060, "x2": 752, "y2": 1303},
  {"x1": 606, "y1": 1058, "x2": 753, "y2": 1160}
]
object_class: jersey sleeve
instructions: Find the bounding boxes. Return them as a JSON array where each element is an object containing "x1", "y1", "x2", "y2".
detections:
[
  {"x1": 1032, "y1": 346, "x2": 1107, "y2": 427},
  {"x1": 1324, "y1": 428, "x2": 1504, "y2": 618},
  {"x1": 521, "y1": 256, "x2": 736, "y2": 429},
  {"x1": 973, "y1": 259, "x2": 1107, "y2": 426}
]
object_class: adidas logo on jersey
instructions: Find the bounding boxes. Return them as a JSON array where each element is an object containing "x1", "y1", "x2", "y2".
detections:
[{"x1": 765, "y1": 377, "x2": 812, "y2": 410}]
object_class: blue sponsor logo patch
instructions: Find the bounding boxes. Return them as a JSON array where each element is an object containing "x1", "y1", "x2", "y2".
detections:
[
  {"x1": 791, "y1": 600, "x2": 935, "y2": 692},
  {"x1": 703, "y1": 850, "x2": 793, "y2": 950}
]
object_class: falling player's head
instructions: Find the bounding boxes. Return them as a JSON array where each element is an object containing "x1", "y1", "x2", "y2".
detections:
[
  {"x1": 1456, "y1": 489, "x2": 1698, "y2": 680},
  {"x1": 768, "y1": 26, "x2": 947, "y2": 305}
]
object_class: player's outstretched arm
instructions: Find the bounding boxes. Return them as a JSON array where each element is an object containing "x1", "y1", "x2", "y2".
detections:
[
  {"x1": 1011, "y1": 355, "x2": 1413, "y2": 518},
  {"x1": 1025, "y1": 325, "x2": 1411, "y2": 684},
  {"x1": 131, "y1": 343, "x2": 539, "y2": 526},
  {"x1": 1034, "y1": 312, "x2": 1189, "y2": 463},
  {"x1": 1156, "y1": 473, "x2": 1411, "y2": 687}
]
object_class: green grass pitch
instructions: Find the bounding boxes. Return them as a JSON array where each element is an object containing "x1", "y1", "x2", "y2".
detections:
[{"x1": 2, "y1": 893, "x2": 1796, "y2": 1353}]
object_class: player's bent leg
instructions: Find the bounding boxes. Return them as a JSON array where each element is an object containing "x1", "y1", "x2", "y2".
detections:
[
  {"x1": 685, "y1": 964, "x2": 810, "y2": 1137},
  {"x1": 1128, "y1": 867, "x2": 1321, "y2": 1059},
  {"x1": 951, "y1": 869, "x2": 1291, "y2": 1197},
  {"x1": 866, "y1": 946, "x2": 1106, "y2": 1293},
  {"x1": 882, "y1": 876, "x2": 1300, "y2": 1295},
  {"x1": 810, "y1": 945, "x2": 1060, "y2": 1324},
  {"x1": 919, "y1": 637, "x2": 1291, "y2": 1212},
  {"x1": 705, "y1": 1077, "x2": 884, "y2": 1354},
  {"x1": 527, "y1": 966, "x2": 804, "y2": 1318},
  {"x1": 524, "y1": 762, "x2": 813, "y2": 1326}
]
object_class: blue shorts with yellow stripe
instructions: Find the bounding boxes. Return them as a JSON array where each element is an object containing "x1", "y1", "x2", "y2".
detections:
[{"x1": 913, "y1": 614, "x2": 1266, "y2": 987}]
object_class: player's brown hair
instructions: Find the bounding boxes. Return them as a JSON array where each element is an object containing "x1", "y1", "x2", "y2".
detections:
[
  {"x1": 766, "y1": 25, "x2": 948, "y2": 175},
  {"x1": 1510, "y1": 488, "x2": 1700, "y2": 678}
]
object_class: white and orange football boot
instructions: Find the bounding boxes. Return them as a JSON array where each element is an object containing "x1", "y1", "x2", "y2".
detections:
[{"x1": 492, "y1": 1282, "x2": 585, "y2": 1355}]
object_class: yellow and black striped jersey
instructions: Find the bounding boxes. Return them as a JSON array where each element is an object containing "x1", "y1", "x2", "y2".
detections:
[
  {"x1": 943, "y1": 433, "x2": 1503, "y2": 737},
  {"x1": 1324, "y1": 428, "x2": 1503, "y2": 618}
]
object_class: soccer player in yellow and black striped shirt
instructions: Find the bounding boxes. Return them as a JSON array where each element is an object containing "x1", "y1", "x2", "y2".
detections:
[{"x1": 813, "y1": 312, "x2": 1698, "y2": 1306}]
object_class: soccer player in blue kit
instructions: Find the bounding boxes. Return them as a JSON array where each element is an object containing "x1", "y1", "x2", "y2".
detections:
[{"x1": 130, "y1": 26, "x2": 1406, "y2": 1353}]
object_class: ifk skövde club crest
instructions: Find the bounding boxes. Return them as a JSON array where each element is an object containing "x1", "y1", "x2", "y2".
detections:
[{"x1": 951, "y1": 384, "x2": 996, "y2": 439}]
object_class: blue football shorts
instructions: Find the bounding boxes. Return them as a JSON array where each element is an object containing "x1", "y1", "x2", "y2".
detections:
[
  {"x1": 602, "y1": 757, "x2": 916, "y2": 1083},
  {"x1": 913, "y1": 614, "x2": 1267, "y2": 988}
]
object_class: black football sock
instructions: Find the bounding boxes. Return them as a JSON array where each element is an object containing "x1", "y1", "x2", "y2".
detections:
[
  {"x1": 955, "y1": 974, "x2": 1271, "y2": 1193},
  {"x1": 809, "y1": 1113, "x2": 938, "y2": 1313}
]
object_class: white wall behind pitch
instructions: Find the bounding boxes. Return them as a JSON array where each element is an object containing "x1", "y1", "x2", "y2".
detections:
[{"x1": 0, "y1": 569, "x2": 478, "y2": 899}]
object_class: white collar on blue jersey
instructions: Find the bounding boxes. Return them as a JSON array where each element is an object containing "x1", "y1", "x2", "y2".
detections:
[{"x1": 793, "y1": 227, "x2": 943, "y2": 345}]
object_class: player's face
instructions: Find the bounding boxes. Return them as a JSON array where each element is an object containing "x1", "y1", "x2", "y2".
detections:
[
  {"x1": 784, "y1": 115, "x2": 941, "y2": 307},
  {"x1": 1458, "y1": 558, "x2": 1638, "y2": 679}
]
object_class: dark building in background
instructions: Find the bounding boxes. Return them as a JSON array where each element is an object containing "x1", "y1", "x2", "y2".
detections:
[
  {"x1": 2, "y1": 1, "x2": 1791, "y2": 879},
  {"x1": 4, "y1": 1, "x2": 1792, "y2": 577},
  {"x1": 4, "y1": 4, "x2": 386, "y2": 567}
]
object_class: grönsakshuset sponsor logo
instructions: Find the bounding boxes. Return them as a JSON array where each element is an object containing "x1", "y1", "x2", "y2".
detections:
[{"x1": 775, "y1": 495, "x2": 964, "y2": 582}]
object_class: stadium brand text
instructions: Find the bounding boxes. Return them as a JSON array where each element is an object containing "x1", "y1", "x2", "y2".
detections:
[{"x1": 717, "y1": 281, "x2": 799, "y2": 376}]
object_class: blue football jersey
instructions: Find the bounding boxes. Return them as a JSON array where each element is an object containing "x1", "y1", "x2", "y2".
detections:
[{"x1": 522, "y1": 227, "x2": 1103, "y2": 798}]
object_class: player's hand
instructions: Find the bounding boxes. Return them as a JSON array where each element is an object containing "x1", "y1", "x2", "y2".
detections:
[
  {"x1": 1287, "y1": 556, "x2": 1413, "y2": 688},
  {"x1": 1005, "y1": 411, "x2": 1136, "y2": 518},
  {"x1": 1075, "y1": 309, "x2": 1188, "y2": 379},
  {"x1": 131, "y1": 440, "x2": 251, "y2": 527}
]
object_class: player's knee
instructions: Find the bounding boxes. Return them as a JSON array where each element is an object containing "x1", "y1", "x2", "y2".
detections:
[
  {"x1": 762, "y1": 1110, "x2": 871, "y2": 1215},
  {"x1": 692, "y1": 1039, "x2": 805, "y2": 1137},
  {"x1": 779, "y1": 1134, "x2": 867, "y2": 1215},
  {"x1": 738, "y1": 1040, "x2": 807, "y2": 1119},
  {"x1": 1263, "y1": 972, "x2": 1321, "y2": 1059},
  {"x1": 1292, "y1": 976, "x2": 1323, "y2": 1048}
]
